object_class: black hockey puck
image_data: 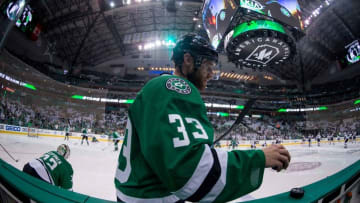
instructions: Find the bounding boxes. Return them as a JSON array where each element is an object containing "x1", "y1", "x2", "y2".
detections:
[{"x1": 290, "y1": 187, "x2": 304, "y2": 199}]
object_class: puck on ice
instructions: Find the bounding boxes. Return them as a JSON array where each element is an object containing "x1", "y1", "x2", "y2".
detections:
[{"x1": 290, "y1": 187, "x2": 304, "y2": 199}]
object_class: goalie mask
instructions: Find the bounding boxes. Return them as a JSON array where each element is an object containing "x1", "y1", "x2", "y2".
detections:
[{"x1": 57, "y1": 144, "x2": 70, "y2": 159}]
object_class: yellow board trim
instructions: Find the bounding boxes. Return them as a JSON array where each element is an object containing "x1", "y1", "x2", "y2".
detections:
[{"x1": 1, "y1": 130, "x2": 356, "y2": 148}]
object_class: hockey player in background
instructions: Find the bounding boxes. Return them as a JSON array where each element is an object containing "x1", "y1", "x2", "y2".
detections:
[
  {"x1": 23, "y1": 144, "x2": 73, "y2": 190},
  {"x1": 250, "y1": 135, "x2": 256, "y2": 149},
  {"x1": 275, "y1": 136, "x2": 281, "y2": 144},
  {"x1": 214, "y1": 141, "x2": 221, "y2": 148},
  {"x1": 353, "y1": 133, "x2": 357, "y2": 144},
  {"x1": 350, "y1": 132, "x2": 356, "y2": 144},
  {"x1": 64, "y1": 125, "x2": 70, "y2": 141},
  {"x1": 81, "y1": 128, "x2": 89, "y2": 145},
  {"x1": 348, "y1": 132, "x2": 353, "y2": 143},
  {"x1": 344, "y1": 133, "x2": 349, "y2": 148},
  {"x1": 328, "y1": 134, "x2": 334, "y2": 145},
  {"x1": 92, "y1": 135, "x2": 99, "y2": 143},
  {"x1": 230, "y1": 136, "x2": 238, "y2": 149},
  {"x1": 114, "y1": 34, "x2": 291, "y2": 203},
  {"x1": 112, "y1": 130, "x2": 120, "y2": 151},
  {"x1": 316, "y1": 133, "x2": 321, "y2": 147},
  {"x1": 308, "y1": 135, "x2": 312, "y2": 147}
]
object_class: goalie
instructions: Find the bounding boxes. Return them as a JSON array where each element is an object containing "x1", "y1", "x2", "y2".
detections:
[{"x1": 23, "y1": 144, "x2": 73, "y2": 190}]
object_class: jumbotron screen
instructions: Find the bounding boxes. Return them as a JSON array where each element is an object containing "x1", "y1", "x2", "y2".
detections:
[
  {"x1": 202, "y1": 0, "x2": 239, "y2": 49},
  {"x1": 339, "y1": 39, "x2": 360, "y2": 69},
  {"x1": 238, "y1": 0, "x2": 304, "y2": 30},
  {"x1": 0, "y1": 0, "x2": 34, "y2": 33}
]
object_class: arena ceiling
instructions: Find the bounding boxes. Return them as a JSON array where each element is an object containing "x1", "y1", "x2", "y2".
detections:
[{"x1": 30, "y1": 0, "x2": 360, "y2": 86}]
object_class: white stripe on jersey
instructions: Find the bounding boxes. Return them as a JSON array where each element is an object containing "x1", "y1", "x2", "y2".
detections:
[
  {"x1": 174, "y1": 145, "x2": 214, "y2": 199},
  {"x1": 201, "y1": 149, "x2": 228, "y2": 202},
  {"x1": 29, "y1": 159, "x2": 54, "y2": 185},
  {"x1": 116, "y1": 189, "x2": 179, "y2": 203}
]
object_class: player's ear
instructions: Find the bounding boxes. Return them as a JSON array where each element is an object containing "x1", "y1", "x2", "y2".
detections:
[
  {"x1": 183, "y1": 53, "x2": 193, "y2": 66},
  {"x1": 182, "y1": 53, "x2": 193, "y2": 74}
]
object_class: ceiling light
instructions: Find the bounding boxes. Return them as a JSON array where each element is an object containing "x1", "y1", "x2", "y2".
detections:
[{"x1": 110, "y1": 1, "x2": 115, "y2": 8}]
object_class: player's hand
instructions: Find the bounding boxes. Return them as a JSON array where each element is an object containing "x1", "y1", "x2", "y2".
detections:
[{"x1": 262, "y1": 144, "x2": 291, "y2": 172}]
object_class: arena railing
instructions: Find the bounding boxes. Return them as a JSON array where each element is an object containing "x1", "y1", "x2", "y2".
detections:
[{"x1": 0, "y1": 158, "x2": 359, "y2": 202}]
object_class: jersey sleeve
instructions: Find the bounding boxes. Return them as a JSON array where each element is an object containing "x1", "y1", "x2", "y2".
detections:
[
  {"x1": 60, "y1": 161, "x2": 74, "y2": 190},
  {"x1": 131, "y1": 76, "x2": 265, "y2": 202}
]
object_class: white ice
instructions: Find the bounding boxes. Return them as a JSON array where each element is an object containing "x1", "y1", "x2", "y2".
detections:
[{"x1": 1, "y1": 133, "x2": 360, "y2": 202}]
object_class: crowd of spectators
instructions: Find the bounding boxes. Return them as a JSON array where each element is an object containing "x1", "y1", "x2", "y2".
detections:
[
  {"x1": 1, "y1": 92, "x2": 359, "y2": 138},
  {"x1": 0, "y1": 94, "x2": 128, "y2": 134},
  {"x1": 209, "y1": 113, "x2": 360, "y2": 142}
]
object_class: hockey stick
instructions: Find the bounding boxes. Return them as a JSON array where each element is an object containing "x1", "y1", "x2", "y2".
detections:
[
  {"x1": 0, "y1": 144, "x2": 19, "y2": 162},
  {"x1": 212, "y1": 98, "x2": 256, "y2": 146}
]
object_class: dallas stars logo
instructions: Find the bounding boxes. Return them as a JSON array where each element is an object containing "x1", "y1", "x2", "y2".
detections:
[{"x1": 166, "y1": 78, "x2": 191, "y2": 95}]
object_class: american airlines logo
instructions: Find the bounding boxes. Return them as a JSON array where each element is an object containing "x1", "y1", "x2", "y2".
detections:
[
  {"x1": 229, "y1": 37, "x2": 291, "y2": 67},
  {"x1": 246, "y1": 45, "x2": 280, "y2": 65},
  {"x1": 346, "y1": 40, "x2": 360, "y2": 64}
]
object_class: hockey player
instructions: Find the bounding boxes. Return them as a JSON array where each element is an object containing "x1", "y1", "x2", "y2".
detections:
[
  {"x1": 81, "y1": 128, "x2": 89, "y2": 145},
  {"x1": 316, "y1": 133, "x2": 321, "y2": 147},
  {"x1": 23, "y1": 144, "x2": 73, "y2": 190},
  {"x1": 230, "y1": 136, "x2": 238, "y2": 150},
  {"x1": 275, "y1": 136, "x2": 281, "y2": 144},
  {"x1": 350, "y1": 132, "x2": 356, "y2": 144},
  {"x1": 328, "y1": 134, "x2": 334, "y2": 145},
  {"x1": 114, "y1": 34, "x2": 291, "y2": 202},
  {"x1": 113, "y1": 130, "x2": 120, "y2": 151},
  {"x1": 64, "y1": 125, "x2": 70, "y2": 141},
  {"x1": 308, "y1": 135, "x2": 312, "y2": 147},
  {"x1": 344, "y1": 133, "x2": 349, "y2": 148},
  {"x1": 353, "y1": 134, "x2": 357, "y2": 144},
  {"x1": 337, "y1": 133, "x2": 341, "y2": 143},
  {"x1": 214, "y1": 141, "x2": 221, "y2": 148},
  {"x1": 250, "y1": 135, "x2": 256, "y2": 149},
  {"x1": 348, "y1": 132, "x2": 353, "y2": 143},
  {"x1": 92, "y1": 136, "x2": 99, "y2": 143}
]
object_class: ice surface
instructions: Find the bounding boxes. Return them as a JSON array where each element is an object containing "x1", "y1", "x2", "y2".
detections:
[{"x1": 1, "y1": 133, "x2": 359, "y2": 202}]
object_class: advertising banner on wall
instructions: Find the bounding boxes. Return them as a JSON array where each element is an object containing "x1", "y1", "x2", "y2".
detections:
[{"x1": 5, "y1": 125, "x2": 21, "y2": 132}]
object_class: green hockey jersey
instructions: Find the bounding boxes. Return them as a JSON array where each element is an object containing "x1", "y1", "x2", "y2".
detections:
[
  {"x1": 113, "y1": 132, "x2": 120, "y2": 140},
  {"x1": 115, "y1": 75, "x2": 265, "y2": 202},
  {"x1": 231, "y1": 138, "x2": 238, "y2": 146},
  {"x1": 38, "y1": 151, "x2": 73, "y2": 190}
]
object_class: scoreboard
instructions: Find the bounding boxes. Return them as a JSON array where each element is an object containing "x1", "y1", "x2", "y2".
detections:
[
  {"x1": 202, "y1": 0, "x2": 303, "y2": 69},
  {"x1": 0, "y1": 0, "x2": 41, "y2": 40}
]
